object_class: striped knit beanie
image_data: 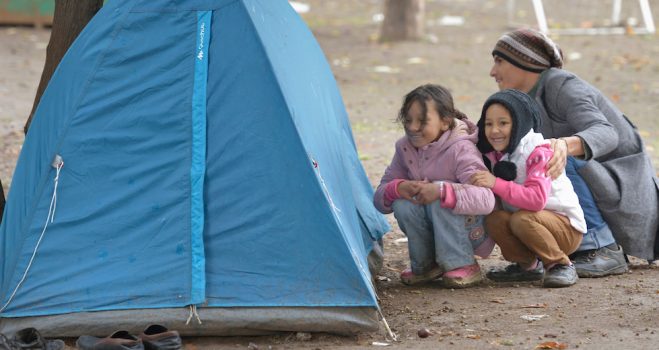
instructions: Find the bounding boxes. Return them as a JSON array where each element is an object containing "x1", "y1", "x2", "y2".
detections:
[{"x1": 492, "y1": 29, "x2": 563, "y2": 73}]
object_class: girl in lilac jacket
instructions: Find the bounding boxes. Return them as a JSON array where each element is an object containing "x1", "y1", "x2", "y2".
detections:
[{"x1": 374, "y1": 84, "x2": 495, "y2": 288}]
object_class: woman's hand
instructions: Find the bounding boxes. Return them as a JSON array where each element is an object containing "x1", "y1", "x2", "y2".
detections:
[
  {"x1": 470, "y1": 171, "x2": 497, "y2": 188},
  {"x1": 546, "y1": 138, "x2": 568, "y2": 179}
]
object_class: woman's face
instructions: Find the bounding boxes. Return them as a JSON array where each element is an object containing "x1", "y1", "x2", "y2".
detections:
[
  {"x1": 484, "y1": 103, "x2": 513, "y2": 152},
  {"x1": 489, "y1": 55, "x2": 530, "y2": 91},
  {"x1": 404, "y1": 100, "x2": 450, "y2": 148}
]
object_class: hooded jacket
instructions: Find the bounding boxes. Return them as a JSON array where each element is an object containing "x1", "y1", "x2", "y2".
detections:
[
  {"x1": 485, "y1": 131, "x2": 587, "y2": 233},
  {"x1": 374, "y1": 118, "x2": 495, "y2": 215}
]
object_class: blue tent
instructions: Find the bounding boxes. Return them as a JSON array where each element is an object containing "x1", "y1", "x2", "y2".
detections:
[{"x1": 0, "y1": 0, "x2": 389, "y2": 336}]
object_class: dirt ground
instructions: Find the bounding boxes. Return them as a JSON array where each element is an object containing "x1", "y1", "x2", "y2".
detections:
[{"x1": 1, "y1": 1, "x2": 659, "y2": 349}]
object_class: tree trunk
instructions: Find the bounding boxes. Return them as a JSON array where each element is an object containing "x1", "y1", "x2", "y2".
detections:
[
  {"x1": 24, "y1": 0, "x2": 103, "y2": 134},
  {"x1": 379, "y1": 0, "x2": 425, "y2": 42},
  {"x1": 0, "y1": 179, "x2": 5, "y2": 226}
]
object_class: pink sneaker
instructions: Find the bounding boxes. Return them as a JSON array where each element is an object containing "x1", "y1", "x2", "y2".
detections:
[
  {"x1": 442, "y1": 263, "x2": 482, "y2": 288},
  {"x1": 400, "y1": 265, "x2": 443, "y2": 285}
]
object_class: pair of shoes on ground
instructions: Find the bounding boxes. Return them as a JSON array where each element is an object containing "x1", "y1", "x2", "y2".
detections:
[
  {"x1": 400, "y1": 263, "x2": 482, "y2": 288},
  {"x1": 486, "y1": 260, "x2": 578, "y2": 288},
  {"x1": 76, "y1": 325, "x2": 182, "y2": 350},
  {"x1": 1, "y1": 328, "x2": 63, "y2": 350},
  {"x1": 570, "y1": 244, "x2": 628, "y2": 277}
]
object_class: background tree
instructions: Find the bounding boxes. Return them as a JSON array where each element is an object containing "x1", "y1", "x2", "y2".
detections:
[
  {"x1": 24, "y1": 0, "x2": 103, "y2": 134},
  {"x1": 1, "y1": 0, "x2": 103, "y2": 225},
  {"x1": 0, "y1": 182, "x2": 4, "y2": 225},
  {"x1": 379, "y1": 0, "x2": 425, "y2": 42}
]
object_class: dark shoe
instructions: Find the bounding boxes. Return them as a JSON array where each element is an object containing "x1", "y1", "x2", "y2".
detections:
[
  {"x1": 1, "y1": 333, "x2": 15, "y2": 350},
  {"x1": 486, "y1": 261, "x2": 544, "y2": 282},
  {"x1": 76, "y1": 331, "x2": 144, "y2": 350},
  {"x1": 571, "y1": 245, "x2": 629, "y2": 278},
  {"x1": 11, "y1": 328, "x2": 64, "y2": 350},
  {"x1": 543, "y1": 264, "x2": 578, "y2": 288},
  {"x1": 139, "y1": 325, "x2": 182, "y2": 350}
]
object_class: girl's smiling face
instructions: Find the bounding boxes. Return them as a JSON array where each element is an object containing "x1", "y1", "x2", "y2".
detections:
[
  {"x1": 484, "y1": 103, "x2": 513, "y2": 152},
  {"x1": 404, "y1": 100, "x2": 450, "y2": 148}
]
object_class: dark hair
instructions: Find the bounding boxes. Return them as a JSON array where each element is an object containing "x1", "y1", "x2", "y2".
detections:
[{"x1": 397, "y1": 84, "x2": 467, "y2": 129}]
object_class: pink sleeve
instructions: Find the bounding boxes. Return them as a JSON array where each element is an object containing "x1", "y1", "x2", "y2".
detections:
[
  {"x1": 374, "y1": 141, "x2": 409, "y2": 214},
  {"x1": 383, "y1": 179, "x2": 405, "y2": 206},
  {"x1": 491, "y1": 145, "x2": 553, "y2": 211},
  {"x1": 440, "y1": 183, "x2": 456, "y2": 209}
]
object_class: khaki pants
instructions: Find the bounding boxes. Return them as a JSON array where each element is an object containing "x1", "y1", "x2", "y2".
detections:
[{"x1": 485, "y1": 210, "x2": 583, "y2": 267}]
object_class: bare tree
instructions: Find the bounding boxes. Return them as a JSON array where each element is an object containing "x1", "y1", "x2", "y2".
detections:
[
  {"x1": 379, "y1": 0, "x2": 425, "y2": 42},
  {"x1": 0, "y1": 180, "x2": 4, "y2": 225},
  {"x1": 0, "y1": 0, "x2": 103, "y2": 225},
  {"x1": 24, "y1": 0, "x2": 103, "y2": 134}
]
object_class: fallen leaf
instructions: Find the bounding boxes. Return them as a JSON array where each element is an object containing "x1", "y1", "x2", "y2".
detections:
[
  {"x1": 490, "y1": 299, "x2": 505, "y2": 304},
  {"x1": 372, "y1": 341, "x2": 390, "y2": 346},
  {"x1": 465, "y1": 334, "x2": 481, "y2": 339},
  {"x1": 522, "y1": 303, "x2": 548, "y2": 308},
  {"x1": 521, "y1": 314, "x2": 548, "y2": 321},
  {"x1": 535, "y1": 341, "x2": 568, "y2": 349},
  {"x1": 406, "y1": 57, "x2": 426, "y2": 65},
  {"x1": 499, "y1": 339, "x2": 514, "y2": 346},
  {"x1": 393, "y1": 237, "x2": 408, "y2": 245}
]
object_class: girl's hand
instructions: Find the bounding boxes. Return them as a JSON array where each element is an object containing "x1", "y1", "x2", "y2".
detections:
[
  {"x1": 470, "y1": 171, "x2": 496, "y2": 188},
  {"x1": 397, "y1": 180, "x2": 422, "y2": 202},
  {"x1": 413, "y1": 182, "x2": 442, "y2": 205}
]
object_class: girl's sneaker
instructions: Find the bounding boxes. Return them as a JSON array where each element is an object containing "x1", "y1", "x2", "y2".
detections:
[
  {"x1": 542, "y1": 264, "x2": 578, "y2": 288},
  {"x1": 442, "y1": 263, "x2": 482, "y2": 288},
  {"x1": 486, "y1": 261, "x2": 544, "y2": 282},
  {"x1": 400, "y1": 265, "x2": 443, "y2": 285}
]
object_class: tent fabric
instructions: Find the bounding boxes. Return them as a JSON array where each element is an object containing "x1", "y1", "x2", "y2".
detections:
[
  {"x1": 0, "y1": 307, "x2": 379, "y2": 337},
  {"x1": 0, "y1": 0, "x2": 389, "y2": 335}
]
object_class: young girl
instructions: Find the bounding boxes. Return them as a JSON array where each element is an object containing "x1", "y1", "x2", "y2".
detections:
[
  {"x1": 373, "y1": 84, "x2": 495, "y2": 288},
  {"x1": 471, "y1": 89, "x2": 586, "y2": 288}
]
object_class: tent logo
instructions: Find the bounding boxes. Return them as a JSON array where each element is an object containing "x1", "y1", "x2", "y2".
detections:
[{"x1": 197, "y1": 22, "x2": 206, "y2": 61}]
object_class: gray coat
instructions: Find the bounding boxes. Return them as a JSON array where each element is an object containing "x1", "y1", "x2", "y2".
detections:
[{"x1": 533, "y1": 68, "x2": 659, "y2": 260}]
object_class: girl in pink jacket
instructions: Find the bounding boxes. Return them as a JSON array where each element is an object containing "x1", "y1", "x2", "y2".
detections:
[
  {"x1": 471, "y1": 89, "x2": 586, "y2": 288},
  {"x1": 374, "y1": 84, "x2": 495, "y2": 288}
]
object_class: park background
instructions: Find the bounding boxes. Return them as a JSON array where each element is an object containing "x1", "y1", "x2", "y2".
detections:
[{"x1": 0, "y1": 0, "x2": 658, "y2": 349}]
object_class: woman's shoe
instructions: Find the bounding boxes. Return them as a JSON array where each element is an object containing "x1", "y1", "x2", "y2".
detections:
[{"x1": 442, "y1": 263, "x2": 482, "y2": 288}]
